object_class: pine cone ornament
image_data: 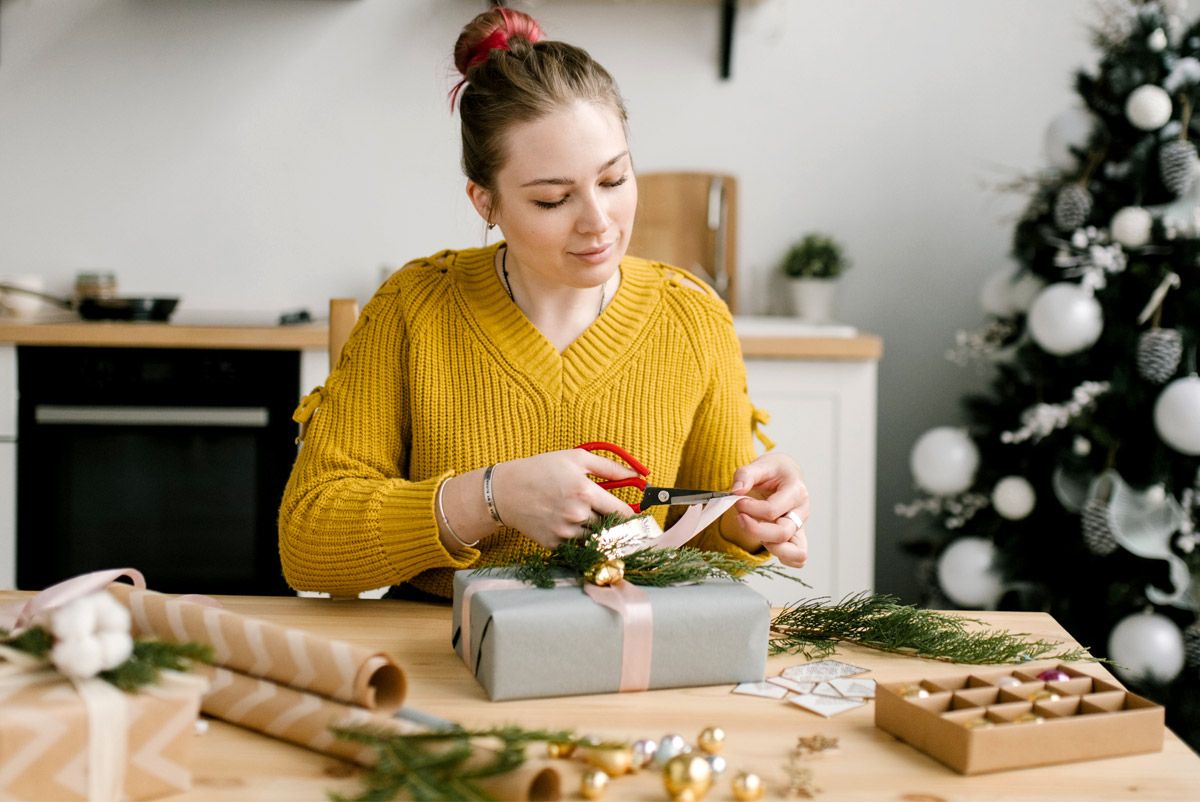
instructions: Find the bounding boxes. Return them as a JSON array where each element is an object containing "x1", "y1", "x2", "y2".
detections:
[
  {"x1": 1053, "y1": 183, "x2": 1093, "y2": 231},
  {"x1": 1185, "y1": 620, "x2": 1200, "y2": 669},
  {"x1": 1159, "y1": 140, "x2": 1199, "y2": 196},
  {"x1": 1137, "y1": 328, "x2": 1184, "y2": 383},
  {"x1": 1081, "y1": 497, "x2": 1119, "y2": 555}
]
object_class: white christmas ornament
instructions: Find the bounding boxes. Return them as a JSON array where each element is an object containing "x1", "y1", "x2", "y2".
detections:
[
  {"x1": 910, "y1": 427, "x2": 980, "y2": 496},
  {"x1": 1153, "y1": 375, "x2": 1200, "y2": 455},
  {"x1": 1028, "y1": 283, "x2": 1104, "y2": 355},
  {"x1": 1108, "y1": 611, "x2": 1185, "y2": 683},
  {"x1": 1110, "y1": 206, "x2": 1154, "y2": 247},
  {"x1": 1125, "y1": 84, "x2": 1173, "y2": 131},
  {"x1": 1044, "y1": 107, "x2": 1097, "y2": 169},
  {"x1": 936, "y1": 536, "x2": 1004, "y2": 609},
  {"x1": 1148, "y1": 28, "x2": 1169, "y2": 52},
  {"x1": 992, "y1": 476, "x2": 1036, "y2": 520}
]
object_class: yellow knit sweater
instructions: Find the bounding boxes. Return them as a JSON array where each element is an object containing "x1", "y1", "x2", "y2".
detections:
[{"x1": 278, "y1": 243, "x2": 772, "y2": 598}]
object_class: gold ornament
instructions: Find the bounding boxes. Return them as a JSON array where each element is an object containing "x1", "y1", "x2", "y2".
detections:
[
  {"x1": 696, "y1": 726, "x2": 726, "y2": 755},
  {"x1": 546, "y1": 740, "x2": 576, "y2": 759},
  {"x1": 897, "y1": 684, "x2": 929, "y2": 699},
  {"x1": 586, "y1": 745, "x2": 633, "y2": 776},
  {"x1": 585, "y1": 558, "x2": 626, "y2": 586},
  {"x1": 662, "y1": 754, "x2": 713, "y2": 801},
  {"x1": 1027, "y1": 690, "x2": 1060, "y2": 703},
  {"x1": 1015, "y1": 712, "x2": 1045, "y2": 725},
  {"x1": 731, "y1": 771, "x2": 765, "y2": 802},
  {"x1": 580, "y1": 768, "x2": 609, "y2": 800}
]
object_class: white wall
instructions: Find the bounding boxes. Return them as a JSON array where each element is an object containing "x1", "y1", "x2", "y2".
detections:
[{"x1": 0, "y1": 0, "x2": 1104, "y2": 598}]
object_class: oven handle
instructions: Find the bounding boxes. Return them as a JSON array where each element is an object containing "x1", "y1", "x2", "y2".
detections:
[{"x1": 34, "y1": 405, "x2": 269, "y2": 427}]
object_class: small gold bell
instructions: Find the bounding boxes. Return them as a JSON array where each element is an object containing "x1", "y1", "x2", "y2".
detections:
[
  {"x1": 545, "y1": 740, "x2": 576, "y2": 759},
  {"x1": 696, "y1": 726, "x2": 725, "y2": 755},
  {"x1": 662, "y1": 754, "x2": 713, "y2": 801},
  {"x1": 585, "y1": 559, "x2": 626, "y2": 587},
  {"x1": 585, "y1": 745, "x2": 633, "y2": 776},
  {"x1": 580, "y1": 768, "x2": 609, "y2": 800},
  {"x1": 731, "y1": 771, "x2": 765, "y2": 802}
]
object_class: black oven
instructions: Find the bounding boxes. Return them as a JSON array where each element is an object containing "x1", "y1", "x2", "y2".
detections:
[{"x1": 16, "y1": 346, "x2": 296, "y2": 594}]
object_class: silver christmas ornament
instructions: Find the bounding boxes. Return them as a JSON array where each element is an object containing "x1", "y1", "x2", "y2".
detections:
[
  {"x1": 1137, "y1": 329, "x2": 1184, "y2": 383},
  {"x1": 1184, "y1": 620, "x2": 1200, "y2": 668},
  {"x1": 1160, "y1": 140, "x2": 1199, "y2": 195},
  {"x1": 1082, "y1": 497, "x2": 1119, "y2": 555},
  {"x1": 631, "y1": 739, "x2": 658, "y2": 769},
  {"x1": 1054, "y1": 183, "x2": 1094, "y2": 231},
  {"x1": 654, "y1": 734, "x2": 688, "y2": 766}
]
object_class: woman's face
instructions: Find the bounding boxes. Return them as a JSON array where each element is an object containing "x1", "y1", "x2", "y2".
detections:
[{"x1": 471, "y1": 99, "x2": 637, "y2": 291}]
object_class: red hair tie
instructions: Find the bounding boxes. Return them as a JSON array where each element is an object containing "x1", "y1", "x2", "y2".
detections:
[{"x1": 449, "y1": 10, "x2": 544, "y2": 111}]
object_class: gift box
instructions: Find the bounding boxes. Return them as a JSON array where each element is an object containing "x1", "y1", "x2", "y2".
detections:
[
  {"x1": 452, "y1": 570, "x2": 770, "y2": 701},
  {"x1": 874, "y1": 662, "x2": 1164, "y2": 774},
  {"x1": 0, "y1": 666, "x2": 207, "y2": 801}
]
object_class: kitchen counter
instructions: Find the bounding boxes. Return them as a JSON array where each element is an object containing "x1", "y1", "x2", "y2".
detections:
[{"x1": 0, "y1": 315, "x2": 881, "y2": 359}]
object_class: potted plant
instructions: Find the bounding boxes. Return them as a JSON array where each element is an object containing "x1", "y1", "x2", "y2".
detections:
[{"x1": 781, "y1": 233, "x2": 850, "y2": 323}]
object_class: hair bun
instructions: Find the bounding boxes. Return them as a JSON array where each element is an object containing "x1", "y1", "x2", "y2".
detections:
[{"x1": 453, "y1": 7, "x2": 544, "y2": 77}]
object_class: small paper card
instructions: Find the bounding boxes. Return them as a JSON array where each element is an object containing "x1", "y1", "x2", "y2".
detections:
[
  {"x1": 781, "y1": 659, "x2": 868, "y2": 681},
  {"x1": 767, "y1": 676, "x2": 816, "y2": 694},
  {"x1": 733, "y1": 681, "x2": 789, "y2": 699},
  {"x1": 830, "y1": 677, "x2": 876, "y2": 699},
  {"x1": 789, "y1": 692, "x2": 867, "y2": 718},
  {"x1": 811, "y1": 681, "x2": 845, "y2": 698}
]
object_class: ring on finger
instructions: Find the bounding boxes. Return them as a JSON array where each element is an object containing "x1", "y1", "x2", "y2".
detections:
[{"x1": 779, "y1": 510, "x2": 805, "y2": 531}]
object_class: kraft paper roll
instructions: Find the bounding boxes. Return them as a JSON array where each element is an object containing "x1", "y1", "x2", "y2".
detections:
[
  {"x1": 198, "y1": 665, "x2": 561, "y2": 801},
  {"x1": 107, "y1": 583, "x2": 405, "y2": 713}
]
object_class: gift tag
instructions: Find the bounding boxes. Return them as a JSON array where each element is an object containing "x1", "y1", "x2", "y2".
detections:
[
  {"x1": 781, "y1": 659, "x2": 869, "y2": 681},
  {"x1": 767, "y1": 676, "x2": 816, "y2": 694},
  {"x1": 733, "y1": 681, "x2": 789, "y2": 699},
  {"x1": 788, "y1": 692, "x2": 867, "y2": 718},
  {"x1": 830, "y1": 677, "x2": 876, "y2": 699}
]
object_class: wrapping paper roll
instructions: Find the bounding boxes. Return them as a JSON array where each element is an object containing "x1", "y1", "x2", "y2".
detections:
[
  {"x1": 107, "y1": 583, "x2": 405, "y2": 712},
  {"x1": 198, "y1": 665, "x2": 561, "y2": 801}
]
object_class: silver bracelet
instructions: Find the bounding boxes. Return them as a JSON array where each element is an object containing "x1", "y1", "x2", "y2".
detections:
[
  {"x1": 437, "y1": 479, "x2": 479, "y2": 549},
  {"x1": 483, "y1": 463, "x2": 507, "y2": 527}
]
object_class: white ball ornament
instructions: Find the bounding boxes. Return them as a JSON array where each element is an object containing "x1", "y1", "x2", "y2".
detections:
[
  {"x1": 1153, "y1": 375, "x2": 1200, "y2": 455},
  {"x1": 1027, "y1": 283, "x2": 1104, "y2": 355},
  {"x1": 1108, "y1": 611, "x2": 1185, "y2": 683},
  {"x1": 1044, "y1": 107, "x2": 1097, "y2": 169},
  {"x1": 936, "y1": 537, "x2": 1004, "y2": 609},
  {"x1": 910, "y1": 427, "x2": 980, "y2": 496},
  {"x1": 1110, "y1": 206, "x2": 1153, "y2": 247},
  {"x1": 1148, "y1": 28, "x2": 1169, "y2": 52},
  {"x1": 992, "y1": 476, "x2": 1036, "y2": 520},
  {"x1": 1126, "y1": 84, "x2": 1173, "y2": 131}
]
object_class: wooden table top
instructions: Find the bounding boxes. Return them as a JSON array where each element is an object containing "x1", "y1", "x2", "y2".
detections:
[{"x1": 69, "y1": 595, "x2": 1189, "y2": 801}]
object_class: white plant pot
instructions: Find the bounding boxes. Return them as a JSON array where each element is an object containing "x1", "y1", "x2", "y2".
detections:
[{"x1": 789, "y1": 278, "x2": 839, "y2": 323}]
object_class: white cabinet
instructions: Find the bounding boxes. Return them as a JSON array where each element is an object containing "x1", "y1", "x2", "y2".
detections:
[{"x1": 740, "y1": 355, "x2": 878, "y2": 607}]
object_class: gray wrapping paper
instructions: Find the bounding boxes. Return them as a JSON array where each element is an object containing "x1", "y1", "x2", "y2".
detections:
[{"x1": 452, "y1": 570, "x2": 770, "y2": 701}]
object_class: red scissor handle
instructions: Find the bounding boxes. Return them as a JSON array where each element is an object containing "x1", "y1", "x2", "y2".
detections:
[{"x1": 576, "y1": 441, "x2": 650, "y2": 513}]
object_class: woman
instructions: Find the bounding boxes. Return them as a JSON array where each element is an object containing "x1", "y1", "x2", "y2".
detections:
[{"x1": 279, "y1": 7, "x2": 809, "y2": 599}]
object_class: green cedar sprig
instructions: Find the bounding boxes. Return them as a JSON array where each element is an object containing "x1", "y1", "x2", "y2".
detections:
[
  {"x1": 0, "y1": 625, "x2": 213, "y2": 692},
  {"x1": 330, "y1": 724, "x2": 580, "y2": 802},
  {"x1": 770, "y1": 592, "x2": 1096, "y2": 665}
]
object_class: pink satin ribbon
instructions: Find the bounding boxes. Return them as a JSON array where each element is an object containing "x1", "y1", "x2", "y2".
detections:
[
  {"x1": 458, "y1": 576, "x2": 655, "y2": 693},
  {"x1": 656, "y1": 494, "x2": 741, "y2": 549},
  {"x1": 0, "y1": 567, "x2": 147, "y2": 631}
]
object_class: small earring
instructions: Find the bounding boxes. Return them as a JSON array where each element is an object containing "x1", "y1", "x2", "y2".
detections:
[{"x1": 487, "y1": 222, "x2": 496, "y2": 230}]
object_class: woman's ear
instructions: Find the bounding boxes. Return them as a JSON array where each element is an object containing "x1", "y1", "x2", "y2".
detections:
[{"x1": 466, "y1": 180, "x2": 495, "y2": 225}]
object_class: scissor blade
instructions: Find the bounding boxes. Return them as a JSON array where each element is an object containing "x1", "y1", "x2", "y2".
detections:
[{"x1": 640, "y1": 486, "x2": 734, "y2": 509}]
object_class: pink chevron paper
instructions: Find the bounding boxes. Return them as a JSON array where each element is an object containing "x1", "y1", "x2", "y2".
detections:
[
  {"x1": 197, "y1": 665, "x2": 561, "y2": 800},
  {"x1": 107, "y1": 583, "x2": 406, "y2": 713},
  {"x1": 0, "y1": 666, "x2": 205, "y2": 802}
]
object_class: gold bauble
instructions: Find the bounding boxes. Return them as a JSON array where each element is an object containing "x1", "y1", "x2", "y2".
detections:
[
  {"x1": 585, "y1": 559, "x2": 626, "y2": 587},
  {"x1": 696, "y1": 726, "x2": 726, "y2": 755},
  {"x1": 580, "y1": 768, "x2": 609, "y2": 800},
  {"x1": 662, "y1": 754, "x2": 713, "y2": 800},
  {"x1": 731, "y1": 771, "x2": 765, "y2": 802},
  {"x1": 545, "y1": 740, "x2": 576, "y2": 759},
  {"x1": 586, "y1": 745, "x2": 633, "y2": 776}
]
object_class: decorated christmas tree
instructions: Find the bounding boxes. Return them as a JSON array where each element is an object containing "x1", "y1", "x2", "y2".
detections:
[{"x1": 899, "y1": 0, "x2": 1200, "y2": 749}]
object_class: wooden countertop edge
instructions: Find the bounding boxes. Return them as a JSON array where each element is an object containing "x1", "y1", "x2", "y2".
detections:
[{"x1": 0, "y1": 324, "x2": 883, "y2": 360}]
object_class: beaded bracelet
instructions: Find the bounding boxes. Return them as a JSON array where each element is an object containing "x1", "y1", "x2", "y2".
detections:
[
  {"x1": 483, "y1": 463, "x2": 507, "y2": 527},
  {"x1": 436, "y1": 479, "x2": 479, "y2": 549}
]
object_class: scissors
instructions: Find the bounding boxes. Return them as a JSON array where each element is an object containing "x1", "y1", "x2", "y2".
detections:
[{"x1": 576, "y1": 441, "x2": 734, "y2": 513}]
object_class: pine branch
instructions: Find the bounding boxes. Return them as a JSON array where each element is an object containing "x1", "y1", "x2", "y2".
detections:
[
  {"x1": 0, "y1": 625, "x2": 53, "y2": 658},
  {"x1": 100, "y1": 639, "x2": 214, "y2": 692},
  {"x1": 769, "y1": 593, "x2": 1096, "y2": 665}
]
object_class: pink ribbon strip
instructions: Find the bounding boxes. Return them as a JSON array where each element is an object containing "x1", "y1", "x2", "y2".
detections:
[
  {"x1": 458, "y1": 576, "x2": 655, "y2": 693},
  {"x1": 0, "y1": 567, "x2": 147, "y2": 631},
  {"x1": 656, "y1": 495, "x2": 741, "y2": 549}
]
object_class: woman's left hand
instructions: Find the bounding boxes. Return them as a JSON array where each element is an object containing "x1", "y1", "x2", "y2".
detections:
[{"x1": 728, "y1": 452, "x2": 810, "y2": 568}]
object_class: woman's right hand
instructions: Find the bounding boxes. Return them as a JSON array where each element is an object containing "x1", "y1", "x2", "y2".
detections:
[{"x1": 489, "y1": 448, "x2": 640, "y2": 549}]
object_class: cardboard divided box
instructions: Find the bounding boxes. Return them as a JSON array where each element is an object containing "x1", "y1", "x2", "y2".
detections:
[
  {"x1": 0, "y1": 669, "x2": 206, "y2": 801},
  {"x1": 452, "y1": 571, "x2": 770, "y2": 701},
  {"x1": 875, "y1": 662, "x2": 1164, "y2": 774}
]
